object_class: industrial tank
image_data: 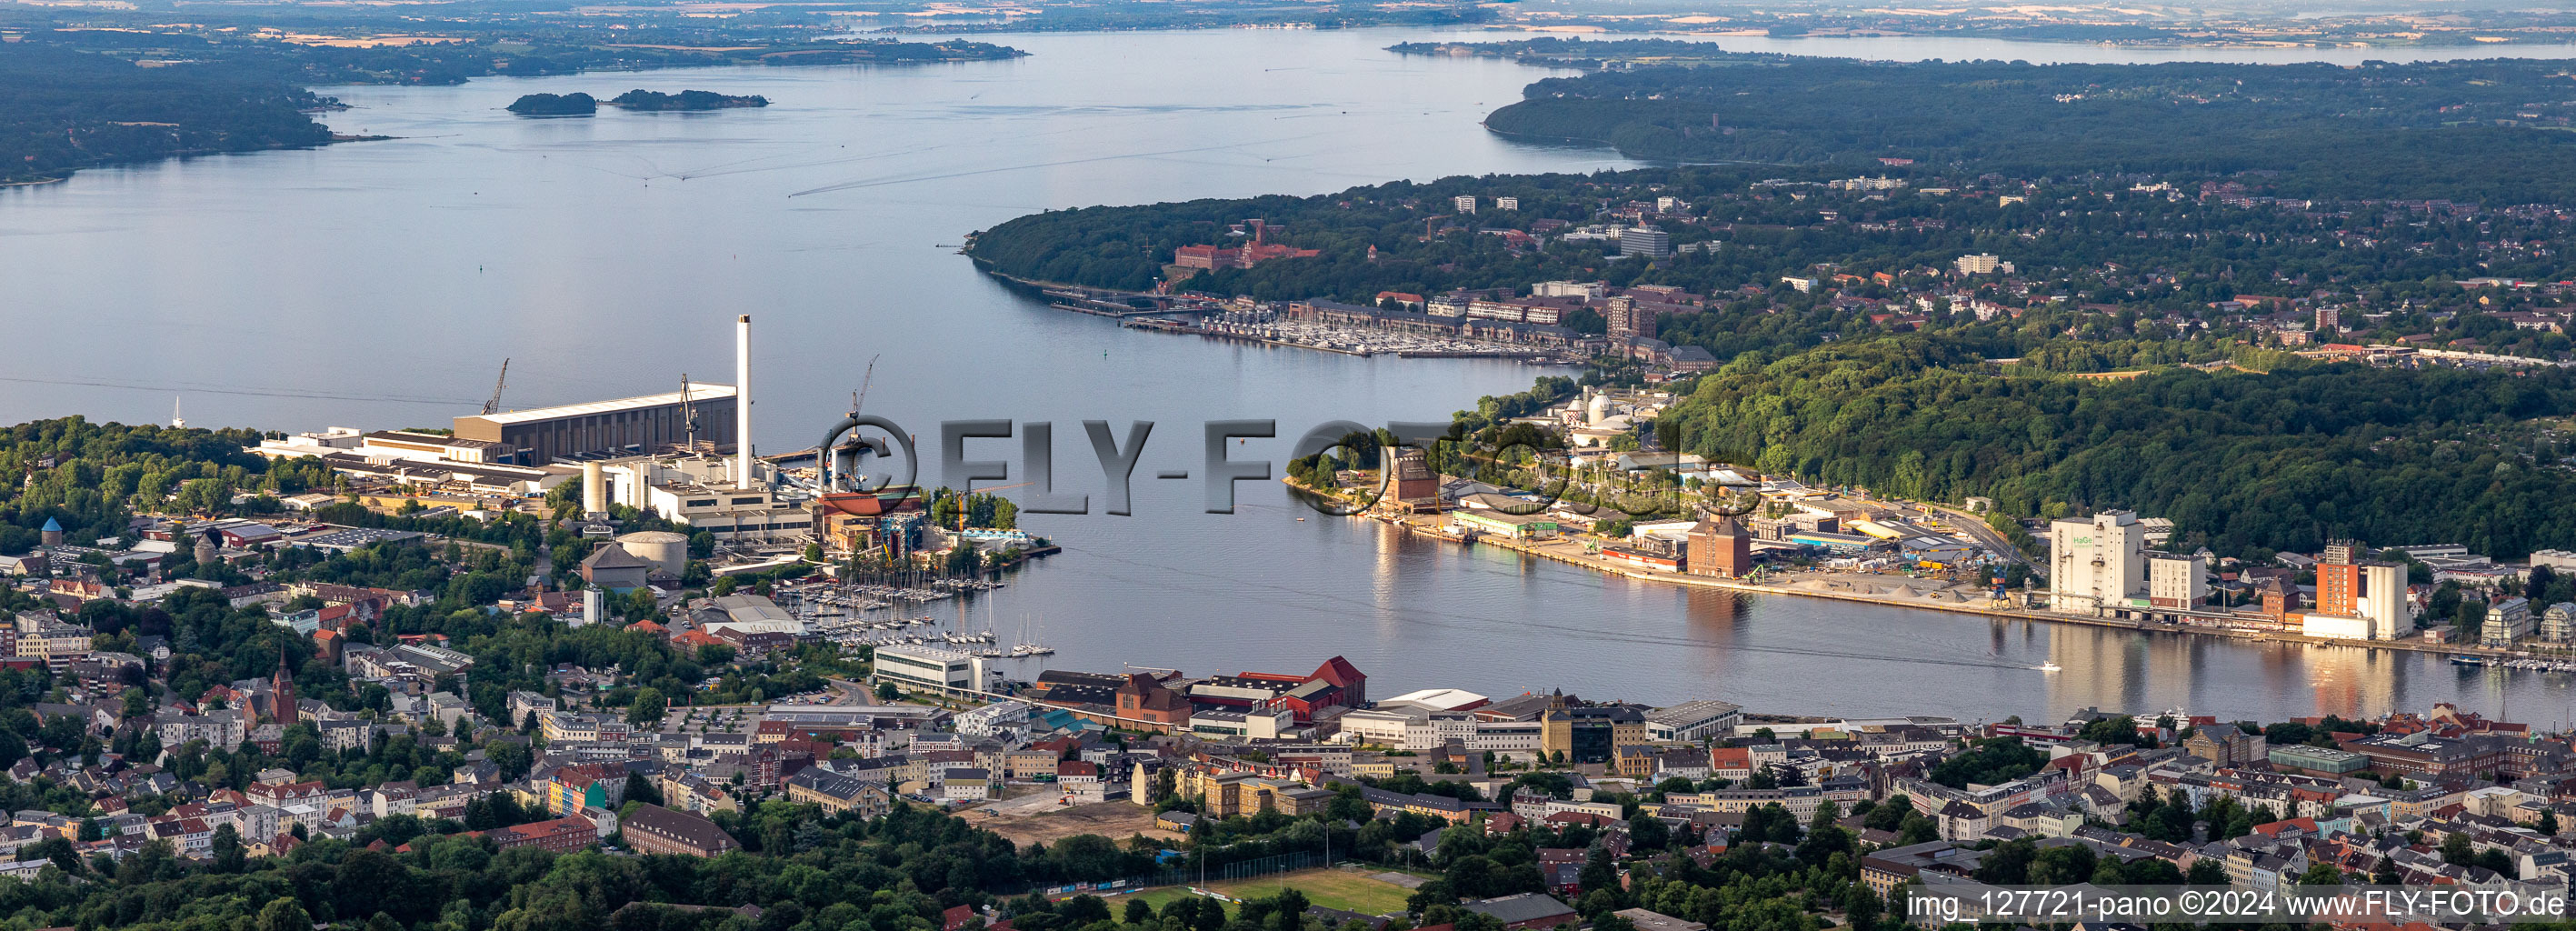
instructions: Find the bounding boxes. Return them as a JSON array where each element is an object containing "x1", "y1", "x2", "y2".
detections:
[{"x1": 614, "y1": 530, "x2": 690, "y2": 576}]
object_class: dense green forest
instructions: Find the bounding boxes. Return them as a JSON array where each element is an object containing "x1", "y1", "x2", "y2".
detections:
[
  {"x1": 507, "y1": 94, "x2": 596, "y2": 116},
  {"x1": 1473, "y1": 47, "x2": 2576, "y2": 203},
  {"x1": 604, "y1": 91, "x2": 770, "y2": 111},
  {"x1": 0, "y1": 45, "x2": 336, "y2": 184},
  {"x1": 0, "y1": 417, "x2": 294, "y2": 555},
  {"x1": 1647, "y1": 336, "x2": 2576, "y2": 559}
]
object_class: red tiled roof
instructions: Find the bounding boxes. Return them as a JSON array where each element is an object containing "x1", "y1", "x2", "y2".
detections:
[{"x1": 1310, "y1": 656, "x2": 1363, "y2": 688}]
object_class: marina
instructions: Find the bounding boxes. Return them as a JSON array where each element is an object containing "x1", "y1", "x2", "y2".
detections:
[
  {"x1": 1119, "y1": 306, "x2": 1587, "y2": 363},
  {"x1": 773, "y1": 576, "x2": 1056, "y2": 658},
  {"x1": 1005, "y1": 274, "x2": 1593, "y2": 363}
]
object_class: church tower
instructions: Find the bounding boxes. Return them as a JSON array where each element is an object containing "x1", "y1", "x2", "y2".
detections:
[{"x1": 273, "y1": 646, "x2": 299, "y2": 728}]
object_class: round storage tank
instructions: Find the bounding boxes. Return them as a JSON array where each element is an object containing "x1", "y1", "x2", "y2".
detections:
[{"x1": 614, "y1": 530, "x2": 690, "y2": 576}]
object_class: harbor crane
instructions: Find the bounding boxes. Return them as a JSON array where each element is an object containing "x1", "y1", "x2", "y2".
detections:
[
  {"x1": 481, "y1": 358, "x2": 511, "y2": 415},
  {"x1": 829, "y1": 356, "x2": 884, "y2": 491}
]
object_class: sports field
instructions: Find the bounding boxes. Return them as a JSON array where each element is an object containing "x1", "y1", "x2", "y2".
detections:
[{"x1": 1121, "y1": 868, "x2": 1417, "y2": 917}]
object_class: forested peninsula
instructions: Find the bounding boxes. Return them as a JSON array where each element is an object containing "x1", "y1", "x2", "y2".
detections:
[
  {"x1": 1459, "y1": 45, "x2": 2576, "y2": 204},
  {"x1": 0, "y1": 18, "x2": 1018, "y2": 183},
  {"x1": 971, "y1": 48, "x2": 2576, "y2": 562},
  {"x1": 0, "y1": 45, "x2": 337, "y2": 186}
]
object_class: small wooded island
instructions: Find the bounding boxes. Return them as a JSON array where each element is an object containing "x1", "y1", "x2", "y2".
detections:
[
  {"x1": 504, "y1": 92, "x2": 595, "y2": 115},
  {"x1": 606, "y1": 89, "x2": 770, "y2": 110},
  {"x1": 506, "y1": 90, "x2": 767, "y2": 115}
]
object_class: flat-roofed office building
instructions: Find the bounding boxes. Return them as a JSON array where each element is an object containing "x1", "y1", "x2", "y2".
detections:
[{"x1": 454, "y1": 386, "x2": 736, "y2": 465}]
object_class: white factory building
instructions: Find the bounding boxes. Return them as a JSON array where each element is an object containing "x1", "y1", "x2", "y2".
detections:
[
  {"x1": 2048, "y1": 510, "x2": 2146, "y2": 614},
  {"x1": 873, "y1": 645, "x2": 1000, "y2": 698},
  {"x1": 597, "y1": 454, "x2": 809, "y2": 541}
]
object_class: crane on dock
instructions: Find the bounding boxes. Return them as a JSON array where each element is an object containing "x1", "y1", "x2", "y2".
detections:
[
  {"x1": 849, "y1": 354, "x2": 878, "y2": 418},
  {"x1": 481, "y1": 358, "x2": 511, "y2": 415},
  {"x1": 823, "y1": 356, "x2": 885, "y2": 492}
]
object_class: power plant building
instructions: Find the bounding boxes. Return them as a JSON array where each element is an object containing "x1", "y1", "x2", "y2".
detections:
[
  {"x1": 598, "y1": 455, "x2": 809, "y2": 541},
  {"x1": 452, "y1": 385, "x2": 737, "y2": 466}
]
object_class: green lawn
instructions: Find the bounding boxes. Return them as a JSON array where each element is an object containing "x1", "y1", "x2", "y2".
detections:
[{"x1": 1113, "y1": 869, "x2": 1413, "y2": 917}]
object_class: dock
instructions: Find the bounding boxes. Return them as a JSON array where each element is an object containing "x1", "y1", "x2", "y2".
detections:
[{"x1": 1051, "y1": 302, "x2": 1167, "y2": 318}]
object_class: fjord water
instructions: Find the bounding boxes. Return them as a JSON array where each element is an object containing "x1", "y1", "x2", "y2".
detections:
[{"x1": 7, "y1": 27, "x2": 2576, "y2": 724}]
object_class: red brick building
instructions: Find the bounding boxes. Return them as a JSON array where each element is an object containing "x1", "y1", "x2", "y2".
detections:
[
  {"x1": 489, "y1": 816, "x2": 596, "y2": 853},
  {"x1": 1115, "y1": 673, "x2": 1191, "y2": 727},
  {"x1": 618, "y1": 803, "x2": 741, "y2": 858},
  {"x1": 1686, "y1": 516, "x2": 1753, "y2": 577}
]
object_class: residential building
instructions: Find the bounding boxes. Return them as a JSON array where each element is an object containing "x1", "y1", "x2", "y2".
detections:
[
  {"x1": 1620, "y1": 226, "x2": 1672, "y2": 260},
  {"x1": 2484, "y1": 596, "x2": 2535, "y2": 647},
  {"x1": 2544, "y1": 602, "x2": 2576, "y2": 644},
  {"x1": 539, "y1": 763, "x2": 628, "y2": 816},
  {"x1": 785, "y1": 766, "x2": 894, "y2": 817},
  {"x1": 2145, "y1": 553, "x2": 2207, "y2": 608},
  {"x1": 2183, "y1": 728, "x2": 2267, "y2": 768}
]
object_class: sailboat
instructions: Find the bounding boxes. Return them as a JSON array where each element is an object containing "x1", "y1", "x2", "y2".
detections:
[{"x1": 1011, "y1": 612, "x2": 1055, "y2": 656}]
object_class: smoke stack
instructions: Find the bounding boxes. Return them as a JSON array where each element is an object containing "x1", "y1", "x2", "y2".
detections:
[
  {"x1": 735, "y1": 315, "x2": 754, "y2": 488},
  {"x1": 583, "y1": 461, "x2": 605, "y2": 515}
]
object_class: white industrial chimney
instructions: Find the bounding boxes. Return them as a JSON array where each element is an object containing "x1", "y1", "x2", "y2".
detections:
[
  {"x1": 735, "y1": 314, "x2": 754, "y2": 489},
  {"x1": 583, "y1": 461, "x2": 606, "y2": 515}
]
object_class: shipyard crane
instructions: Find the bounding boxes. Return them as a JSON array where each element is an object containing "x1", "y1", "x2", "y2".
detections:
[
  {"x1": 849, "y1": 354, "x2": 878, "y2": 418},
  {"x1": 481, "y1": 358, "x2": 511, "y2": 415},
  {"x1": 829, "y1": 356, "x2": 884, "y2": 491}
]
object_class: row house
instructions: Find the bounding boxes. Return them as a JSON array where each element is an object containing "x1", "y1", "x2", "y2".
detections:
[
  {"x1": 657, "y1": 772, "x2": 739, "y2": 816},
  {"x1": 247, "y1": 779, "x2": 328, "y2": 809},
  {"x1": 144, "y1": 817, "x2": 213, "y2": 856}
]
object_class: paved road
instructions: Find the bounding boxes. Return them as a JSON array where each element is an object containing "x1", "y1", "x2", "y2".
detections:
[{"x1": 1922, "y1": 503, "x2": 2034, "y2": 571}]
